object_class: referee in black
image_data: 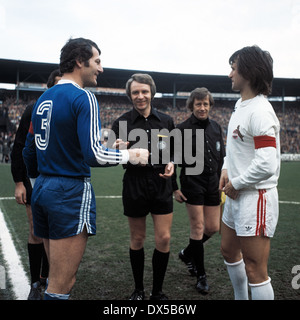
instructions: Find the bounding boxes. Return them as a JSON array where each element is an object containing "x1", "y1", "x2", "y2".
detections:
[
  {"x1": 173, "y1": 87, "x2": 225, "y2": 294},
  {"x1": 110, "y1": 74, "x2": 175, "y2": 300}
]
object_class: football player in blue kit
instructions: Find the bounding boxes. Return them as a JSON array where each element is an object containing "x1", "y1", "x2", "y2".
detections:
[
  {"x1": 11, "y1": 69, "x2": 62, "y2": 300},
  {"x1": 23, "y1": 38, "x2": 149, "y2": 300}
]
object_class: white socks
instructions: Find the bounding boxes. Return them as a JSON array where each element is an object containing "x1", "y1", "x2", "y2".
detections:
[
  {"x1": 225, "y1": 259, "x2": 274, "y2": 300},
  {"x1": 225, "y1": 259, "x2": 249, "y2": 300},
  {"x1": 249, "y1": 277, "x2": 274, "y2": 300}
]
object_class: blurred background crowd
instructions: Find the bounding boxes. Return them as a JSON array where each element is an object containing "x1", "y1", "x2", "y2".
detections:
[{"x1": 0, "y1": 93, "x2": 299, "y2": 163}]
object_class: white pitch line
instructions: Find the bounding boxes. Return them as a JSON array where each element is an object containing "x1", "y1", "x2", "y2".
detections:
[
  {"x1": 278, "y1": 200, "x2": 300, "y2": 205},
  {"x1": 0, "y1": 196, "x2": 122, "y2": 200},
  {"x1": 0, "y1": 207, "x2": 30, "y2": 300},
  {"x1": 0, "y1": 196, "x2": 298, "y2": 204},
  {"x1": 95, "y1": 195, "x2": 122, "y2": 199},
  {"x1": 0, "y1": 195, "x2": 298, "y2": 300}
]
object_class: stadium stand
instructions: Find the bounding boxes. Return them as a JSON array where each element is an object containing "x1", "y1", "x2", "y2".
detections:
[
  {"x1": 0, "y1": 59, "x2": 299, "y2": 159},
  {"x1": 0, "y1": 94, "x2": 299, "y2": 157}
]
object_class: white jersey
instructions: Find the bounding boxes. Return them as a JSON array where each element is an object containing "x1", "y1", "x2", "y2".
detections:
[{"x1": 223, "y1": 94, "x2": 280, "y2": 190}]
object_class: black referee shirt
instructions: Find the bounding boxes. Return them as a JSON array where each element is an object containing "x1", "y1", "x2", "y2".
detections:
[
  {"x1": 11, "y1": 104, "x2": 34, "y2": 183},
  {"x1": 110, "y1": 107, "x2": 175, "y2": 169},
  {"x1": 173, "y1": 113, "x2": 225, "y2": 190}
]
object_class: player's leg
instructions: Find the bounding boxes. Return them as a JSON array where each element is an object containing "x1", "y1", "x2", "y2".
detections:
[
  {"x1": 26, "y1": 204, "x2": 46, "y2": 300},
  {"x1": 150, "y1": 213, "x2": 173, "y2": 300},
  {"x1": 152, "y1": 213, "x2": 173, "y2": 253},
  {"x1": 26, "y1": 205, "x2": 43, "y2": 245},
  {"x1": 239, "y1": 235, "x2": 274, "y2": 299},
  {"x1": 187, "y1": 204, "x2": 204, "y2": 240},
  {"x1": 128, "y1": 216, "x2": 147, "y2": 250},
  {"x1": 220, "y1": 221, "x2": 243, "y2": 262},
  {"x1": 27, "y1": 203, "x2": 49, "y2": 287},
  {"x1": 43, "y1": 238, "x2": 49, "y2": 261},
  {"x1": 45, "y1": 229, "x2": 88, "y2": 299},
  {"x1": 221, "y1": 222, "x2": 249, "y2": 300},
  {"x1": 178, "y1": 204, "x2": 202, "y2": 277},
  {"x1": 203, "y1": 174, "x2": 222, "y2": 241},
  {"x1": 184, "y1": 204, "x2": 210, "y2": 293},
  {"x1": 128, "y1": 216, "x2": 146, "y2": 300},
  {"x1": 203, "y1": 205, "x2": 220, "y2": 237},
  {"x1": 194, "y1": 205, "x2": 220, "y2": 294},
  {"x1": 233, "y1": 188, "x2": 277, "y2": 299}
]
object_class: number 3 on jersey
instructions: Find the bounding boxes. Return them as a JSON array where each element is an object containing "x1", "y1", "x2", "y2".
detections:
[{"x1": 35, "y1": 100, "x2": 53, "y2": 150}]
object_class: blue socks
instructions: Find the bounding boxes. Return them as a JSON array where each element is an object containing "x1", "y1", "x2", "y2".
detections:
[
  {"x1": 43, "y1": 278, "x2": 70, "y2": 300},
  {"x1": 44, "y1": 290, "x2": 70, "y2": 300}
]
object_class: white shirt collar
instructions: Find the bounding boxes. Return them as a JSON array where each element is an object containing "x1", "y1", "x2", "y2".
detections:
[{"x1": 57, "y1": 79, "x2": 81, "y2": 88}]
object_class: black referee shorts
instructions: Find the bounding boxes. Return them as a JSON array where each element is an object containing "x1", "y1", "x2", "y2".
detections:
[
  {"x1": 180, "y1": 171, "x2": 220, "y2": 206},
  {"x1": 122, "y1": 167, "x2": 173, "y2": 218}
]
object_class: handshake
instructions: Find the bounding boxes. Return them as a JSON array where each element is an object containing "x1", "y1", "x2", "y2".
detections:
[
  {"x1": 113, "y1": 139, "x2": 149, "y2": 166},
  {"x1": 128, "y1": 148, "x2": 149, "y2": 166}
]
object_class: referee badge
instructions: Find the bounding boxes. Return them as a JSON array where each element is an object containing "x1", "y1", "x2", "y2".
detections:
[{"x1": 157, "y1": 140, "x2": 167, "y2": 150}]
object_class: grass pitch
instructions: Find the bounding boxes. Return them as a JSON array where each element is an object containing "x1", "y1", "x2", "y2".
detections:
[{"x1": 0, "y1": 162, "x2": 299, "y2": 300}]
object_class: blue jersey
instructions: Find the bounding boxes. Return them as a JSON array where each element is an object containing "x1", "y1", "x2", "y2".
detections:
[{"x1": 23, "y1": 80, "x2": 128, "y2": 178}]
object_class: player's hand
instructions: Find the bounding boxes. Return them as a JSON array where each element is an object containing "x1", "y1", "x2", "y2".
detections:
[
  {"x1": 223, "y1": 180, "x2": 239, "y2": 200},
  {"x1": 128, "y1": 148, "x2": 149, "y2": 166},
  {"x1": 219, "y1": 169, "x2": 229, "y2": 191},
  {"x1": 112, "y1": 139, "x2": 129, "y2": 150},
  {"x1": 159, "y1": 162, "x2": 174, "y2": 179},
  {"x1": 173, "y1": 189, "x2": 187, "y2": 203}
]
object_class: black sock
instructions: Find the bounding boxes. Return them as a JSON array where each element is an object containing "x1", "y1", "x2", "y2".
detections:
[
  {"x1": 129, "y1": 248, "x2": 144, "y2": 291},
  {"x1": 27, "y1": 243, "x2": 44, "y2": 284},
  {"x1": 185, "y1": 234, "x2": 210, "y2": 255},
  {"x1": 189, "y1": 238, "x2": 205, "y2": 277},
  {"x1": 152, "y1": 249, "x2": 169, "y2": 295},
  {"x1": 202, "y1": 234, "x2": 211, "y2": 244},
  {"x1": 183, "y1": 238, "x2": 193, "y2": 258}
]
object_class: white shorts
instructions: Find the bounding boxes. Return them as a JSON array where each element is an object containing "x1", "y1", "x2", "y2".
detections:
[{"x1": 222, "y1": 187, "x2": 279, "y2": 237}]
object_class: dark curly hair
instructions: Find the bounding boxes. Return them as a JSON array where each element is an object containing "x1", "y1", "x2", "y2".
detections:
[
  {"x1": 229, "y1": 45, "x2": 273, "y2": 96},
  {"x1": 60, "y1": 38, "x2": 101, "y2": 74},
  {"x1": 46, "y1": 69, "x2": 62, "y2": 88}
]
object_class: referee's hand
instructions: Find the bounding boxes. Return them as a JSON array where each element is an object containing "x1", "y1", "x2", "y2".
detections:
[
  {"x1": 173, "y1": 189, "x2": 187, "y2": 203},
  {"x1": 159, "y1": 162, "x2": 174, "y2": 179},
  {"x1": 14, "y1": 182, "x2": 27, "y2": 205},
  {"x1": 112, "y1": 138, "x2": 129, "y2": 149},
  {"x1": 128, "y1": 148, "x2": 149, "y2": 165}
]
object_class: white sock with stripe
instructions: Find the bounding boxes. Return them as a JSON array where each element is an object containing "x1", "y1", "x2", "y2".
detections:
[
  {"x1": 249, "y1": 277, "x2": 274, "y2": 300},
  {"x1": 224, "y1": 259, "x2": 249, "y2": 300}
]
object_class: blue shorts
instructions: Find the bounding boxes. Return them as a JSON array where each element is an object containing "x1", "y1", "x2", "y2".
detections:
[{"x1": 31, "y1": 175, "x2": 96, "y2": 240}]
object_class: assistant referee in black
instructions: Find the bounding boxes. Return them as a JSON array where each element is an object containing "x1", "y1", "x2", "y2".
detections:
[
  {"x1": 173, "y1": 87, "x2": 225, "y2": 294},
  {"x1": 110, "y1": 73, "x2": 175, "y2": 300}
]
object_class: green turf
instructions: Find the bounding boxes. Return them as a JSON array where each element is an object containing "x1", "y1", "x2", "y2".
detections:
[{"x1": 0, "y1": 162, "x2": 299, "y2": 300}]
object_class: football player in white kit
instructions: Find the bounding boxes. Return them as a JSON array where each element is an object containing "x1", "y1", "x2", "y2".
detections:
[{"x1": 219, "y1": 46, "x2": 280, "y2": 300}]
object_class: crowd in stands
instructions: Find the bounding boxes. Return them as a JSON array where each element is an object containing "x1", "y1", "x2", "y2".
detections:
[
  {"x1": 0, "y1": 93, "x2": 299, "y2": 162},
  {"x1": 275, "y1": 104, "x2": 300, "y2": 154}
]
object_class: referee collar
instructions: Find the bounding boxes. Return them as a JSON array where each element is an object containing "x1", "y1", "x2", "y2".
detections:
[
  {"x1": 191, "y1": 113, "x2": 210, "y2": 128},
  {"x1": 130, "y1": 106, "x2": 161, "y2": 123}
]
